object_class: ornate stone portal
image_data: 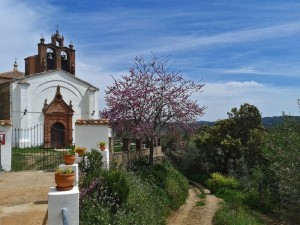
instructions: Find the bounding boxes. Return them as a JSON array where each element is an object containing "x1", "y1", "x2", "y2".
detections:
[{"x1": 43, "y1": 85, "x2": 74, "y2": 148}]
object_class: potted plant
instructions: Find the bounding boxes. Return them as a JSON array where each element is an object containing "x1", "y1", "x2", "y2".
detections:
[
  {"x1": 55, "y1": 168, "x2": 75, "y2": 191},
  {"x1": 75, "y1": 146, "x2": 86, "y2": 156},
  {"x1": 63, "y1": 149, "x2": 76, "y2": 165},
  {"x1": 98, "y1": 141, "x2": 106, "y2": 151}
]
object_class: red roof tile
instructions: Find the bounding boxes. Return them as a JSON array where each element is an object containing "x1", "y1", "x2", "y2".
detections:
[
  {"x1": 0, "y1": 71, "x2": 24, "y2": 79},
  {"x1": 75, "y1": 119, "x2": 109, "y2": 125},
  {"x1": 0, "y1": 120, "x2": 12, "y2": 126}
]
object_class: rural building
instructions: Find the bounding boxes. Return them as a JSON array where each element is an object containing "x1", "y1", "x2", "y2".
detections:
[{"x1": 0, "y1": 30, "x2": 99, "y2": 148}]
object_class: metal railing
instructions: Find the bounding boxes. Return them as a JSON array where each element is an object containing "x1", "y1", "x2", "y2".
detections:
[{"x1": 12, "y1": 124, "x2": 43, "y2": 148}]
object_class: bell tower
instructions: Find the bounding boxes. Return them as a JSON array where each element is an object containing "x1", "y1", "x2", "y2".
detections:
[{"x1": 24, "y1": 30, "x2": 76, "y2": 75}]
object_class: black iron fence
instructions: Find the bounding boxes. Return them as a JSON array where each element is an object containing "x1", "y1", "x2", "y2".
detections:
[
  {"x1": 12, "y1": 147, "x2": 67, "y2": 171},
  {"x1": 12, "y1": 124, "x2": 43, "y2": 148}
]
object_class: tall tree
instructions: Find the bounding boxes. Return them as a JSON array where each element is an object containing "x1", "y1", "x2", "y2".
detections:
[
  {"x1": 193, "y1": 103, "x2": 265, "y2": 175},
  {"x1": 102, "y1": 55, "x2": 205, "y2": 164}
]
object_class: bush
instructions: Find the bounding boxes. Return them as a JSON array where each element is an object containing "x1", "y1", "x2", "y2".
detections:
[
  {"x1": 263, "y1": 117, "x2": 300, "y2": 224},
  {"x1": 244, "y1": 188, "x2": 275, "y2": 213},
  {"x1": 103, "y1": 170, "x2": 130, "y2": 207},
  {"x1": 207, "y1": 172, "x2": 240, "y2": 193},
  {"x1": 79, "y1": 156, "x2": 188, "y2": 224},
  {"x1": 131, "y1": 161, "x2": 189, "y2": 209},
  {"x1": 214, "y1": 202, "x2": 265, "y2": 225}
]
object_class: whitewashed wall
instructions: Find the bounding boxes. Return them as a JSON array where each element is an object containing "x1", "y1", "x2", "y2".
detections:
[
  {"x1": 0, "y1": 122, "x2": 12, "y2": 171},
  {"x1": 75, "y1": 123, "x2": 110, "y2": 152},
  {"x1": 75, "y1": 122, "x2": 111, "y2": 168},
  {"x1": 10, "y1": 70, "x2": 99, "y2": 144}
]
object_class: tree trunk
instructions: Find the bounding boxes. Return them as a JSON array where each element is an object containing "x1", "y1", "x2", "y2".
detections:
[
  {"x1": 135, "y1": 138, "x2": 142, "y2": 151},
  {"x1": 122, "y1": 138, "x2": 130, "y2": 151},
  {"x1": 149, "y1": 136, "x2": 154, "y2": 165}
]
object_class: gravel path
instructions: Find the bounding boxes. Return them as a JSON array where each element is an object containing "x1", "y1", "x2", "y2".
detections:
[
  {"x1": 0, "y1": 171, "x2": 55, "y2": 225},
  {"x1": 167, "y1": 183, "x2": 221, "y2": 225}
]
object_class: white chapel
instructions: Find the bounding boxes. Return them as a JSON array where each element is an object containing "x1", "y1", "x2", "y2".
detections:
[{"x1": 0, "y1": 30, "x2": 99, "y2": 148}]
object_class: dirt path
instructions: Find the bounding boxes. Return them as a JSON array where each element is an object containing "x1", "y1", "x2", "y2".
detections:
[
  {"x1": 0, "y1": 172, "x2": 221, "y2": 225},
  {"x1": 0, "y1": 171, "x2": 55, "y2": 225},
  {"x1": 167, "y1": 183, "x2": 221, "y2": 225}
]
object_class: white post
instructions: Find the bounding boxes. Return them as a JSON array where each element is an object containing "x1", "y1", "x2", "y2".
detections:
[
  {"x1": 0, "y1": 121, "x2": 12, "y2": 171},
  {"x1": 48, "y1": 186, "x2": 79, "y2": 225},
  {"x1": 48, "y1": 164, "x2": 80, "y2": 225}
]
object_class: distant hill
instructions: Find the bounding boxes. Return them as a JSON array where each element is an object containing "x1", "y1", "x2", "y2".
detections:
[
  {"x1": 262, "y1": 116, "x2": 300, "y2": 129},
  {"x1": 199, "y1": 116, "x2": 300, "y2": 129}
]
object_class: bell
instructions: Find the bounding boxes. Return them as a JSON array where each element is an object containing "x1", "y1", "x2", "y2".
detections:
[
  {"x1": 47, "y1": 53, "x2": 53, "y2": 60},
  {"x1": 62, "y1": 55, "x2": 67, "y2": 60}
]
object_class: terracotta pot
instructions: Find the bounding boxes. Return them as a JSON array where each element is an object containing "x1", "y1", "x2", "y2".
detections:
[
  {"x1": 100, "y1": 145, "x2": 106, "y2": 151},
  {"x1": 55, "y1": 173, "x2": 75, "y2": 191},
  {"x1": 76, "y1": 149, "x2": 85, "y2": 156},
  {"x1": 63, "y1": 155, "x2": 76, "y2": 165}
]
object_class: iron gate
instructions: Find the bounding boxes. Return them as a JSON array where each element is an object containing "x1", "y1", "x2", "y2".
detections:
[{"x1": 12, "y1": 147, "x2": 67, "y2": 171}]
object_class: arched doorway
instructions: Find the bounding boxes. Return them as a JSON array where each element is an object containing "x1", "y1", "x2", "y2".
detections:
[
  {"x1": 51, "y1": 122, "x2": 65, "y2": 148},
  {"x1": 43, "y1": 86, "x2": 74, "y2": 148}
]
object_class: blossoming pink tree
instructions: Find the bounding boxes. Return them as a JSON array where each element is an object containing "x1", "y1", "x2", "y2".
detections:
[{"x1": 102, "y1": 55, "x2": 206, "y2": 164}]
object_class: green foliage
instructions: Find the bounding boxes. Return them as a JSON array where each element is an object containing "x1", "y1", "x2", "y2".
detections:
[
  {"x1": 214, "y1": 202, "x2": 266, "y2": 225},
  {"x1": 196, "y1": 201, "x2": 205, "y2": 207},
  {"x1": 131, "y1": 161, "x2": 189, "y2": 210},
  {"x1": 66, "y1": 148, "x2": 75, "y2": 155},
  {"x1": 207, "y1": 172, "x2": 240, "y2": 193},
  {"x1": 80, "y1": 200, "x2": 111, "y2": 225},
  {"x1": 79, "y1": 155, "x2": 188, "y2": 225},
  {"x1": 79, "y1": 150, "x2": 103, "y2": 178},
  {"x1": 192, "y1": 103, "x2": 265, "y2": 176},
  {"x1": 12, "y1": 147, "x2": 65, "y2": 171},
  {"x1": 113, "y1": 173, "x2": 170, "y2": 225},
  {"x1": 98, "y1": 141, "x2": 106, "y2": 146},
  {"x1": 244, "y1": 188, "x2": 275, "y2": 213},
  {"x1": 103, "y1": 170, "x2": 130, "y2": 206},
  {"x1": 56, "y1": 168, "x2": 74, "y2": 174},
  {"x1": 263, "y1": 116, "x2": 300, "y2": 224}
]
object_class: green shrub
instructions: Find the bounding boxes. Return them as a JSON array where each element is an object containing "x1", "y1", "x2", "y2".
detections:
[
  {"x1": 214, "y1": 202, "x2": 266, "y2": 225},
  {"x1": 244, "y1": 188, "x2": 275, "y2": 213},
  {"x1": 216, "y1": 188, "x2": 245, "y2": 204},
  {"x1": 80, "y1": 157, "x2": 188, "y2": 224},
  {"x1": 132, "y1": 161, "x2": 189, "y2": 209},
  {"x1": 114, "y1": 173, "x2": 170, "y2": 225},
  {"x1": 207, "y1": 172, "x2": 240, "y2": 193},
  {"x1": 103, "y1": 170, "x2": 130, "y2": 206}
]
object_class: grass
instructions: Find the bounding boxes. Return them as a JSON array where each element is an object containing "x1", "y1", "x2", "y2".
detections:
[
  {"x1": 12, "y1": 147, "x2": 66, "y2": 171},
  {"x1": 198, "y1": 193, "x2": 206, "y2": 199},
  {"x1": 79, "y1": 155, "x2": 189, "y2": 225},
  {"x1": 214, "y1": 202, "x2": 266, "y2": 225},
  {"x1": 196, "y1": 200, "x2": 206, "y2": 207}
]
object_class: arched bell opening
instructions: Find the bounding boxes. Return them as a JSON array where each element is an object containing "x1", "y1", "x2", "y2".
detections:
[
  {"x1": 46, "y1": 48, "x2": 56, "y2": 70},
  {"x1": 61, "y1": 51, "x2": 69, "y2": 72}
]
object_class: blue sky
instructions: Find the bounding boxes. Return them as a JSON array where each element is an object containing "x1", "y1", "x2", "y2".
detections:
[{"x1": 1, "y1": 0, "x2": 300, "y2": 121}]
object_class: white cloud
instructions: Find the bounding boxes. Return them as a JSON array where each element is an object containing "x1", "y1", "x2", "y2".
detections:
[
  {"x1": 152, "y1": 22, "x2": 300, "y2": 53},
  {"x1": 225, "y1": 81, "x2": 264, "y2": 88},
  {"x1": 195, "y1": 82, "x2": 299, "y2": 121},
  {"x1": 0, "y1": 1, "x2": 56, "y2": 72}
]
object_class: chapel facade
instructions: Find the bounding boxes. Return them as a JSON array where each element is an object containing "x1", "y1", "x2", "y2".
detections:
[{"x1": 0, "y1": 30, "x2": 99, "y2": 148}]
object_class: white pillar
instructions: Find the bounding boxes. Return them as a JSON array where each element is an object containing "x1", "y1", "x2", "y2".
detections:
[
  {"x1": 0, "y1": 121, "x2": 12, "y2": 171},
  {"x1": 48, "y1": 186, "x2": 79, "y2": 225},
  {"x1": 101, "y1": 149, "x2": 110, "y2": 169},
  {"x1": 48, "y1": 163, "x2": 80, "y2": 225}
]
